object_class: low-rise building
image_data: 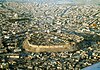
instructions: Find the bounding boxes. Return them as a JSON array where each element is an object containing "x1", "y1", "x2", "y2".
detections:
[
  {"x1": 0, "y1": 49, "x2": 7, "y2": 53},
  {"x1": 7, "y1": 54, "x2": 19, "y2": 59}
]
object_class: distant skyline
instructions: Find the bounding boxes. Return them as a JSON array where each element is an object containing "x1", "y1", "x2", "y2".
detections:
[{"x1": 0, "y1": 0, "x2": 100, "y2": 4}]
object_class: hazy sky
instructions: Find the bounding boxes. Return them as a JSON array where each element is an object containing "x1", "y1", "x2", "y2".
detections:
[{"x1": 0, "y1": 0, "x2": 100, "y2": 4}]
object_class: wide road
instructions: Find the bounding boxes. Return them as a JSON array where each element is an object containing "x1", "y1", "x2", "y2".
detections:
[{"x1": 82, "y1": 62, "x2": 100, "y2": 70}]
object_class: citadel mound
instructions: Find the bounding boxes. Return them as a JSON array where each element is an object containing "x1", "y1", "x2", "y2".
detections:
[{"x1": 23, "y1": 32, "x2": 84, "y2": 52}]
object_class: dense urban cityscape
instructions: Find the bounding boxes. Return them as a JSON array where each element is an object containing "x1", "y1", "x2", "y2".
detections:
[{"x1": 0, "y1": 1, "x2": 100, "y2": 70}]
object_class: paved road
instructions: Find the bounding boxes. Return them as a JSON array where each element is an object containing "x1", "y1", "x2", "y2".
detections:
[{"x1": 82, "y1": 62, "x2": 100, "y2": 70}]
